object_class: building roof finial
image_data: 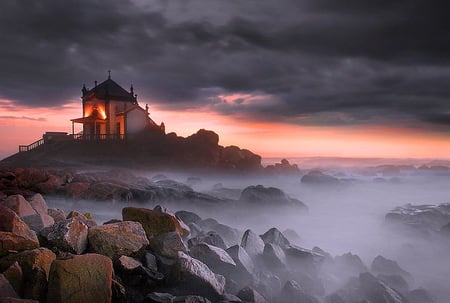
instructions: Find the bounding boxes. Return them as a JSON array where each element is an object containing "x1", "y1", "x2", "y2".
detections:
[{"x1": 108, "y1": 70, "x2": 111, "y2": 79}]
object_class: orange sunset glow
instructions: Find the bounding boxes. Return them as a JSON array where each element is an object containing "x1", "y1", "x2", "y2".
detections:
[{"x1": 2, "y1": 96, "x2": 448, "y2": 161}]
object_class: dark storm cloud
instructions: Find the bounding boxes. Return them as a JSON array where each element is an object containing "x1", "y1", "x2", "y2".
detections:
[{"x1": 0, "y1": 0, "x2": 450, "y2": 129}]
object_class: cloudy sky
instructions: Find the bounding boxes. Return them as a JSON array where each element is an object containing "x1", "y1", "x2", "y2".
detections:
[{"x1": 1, "y1": 0, "x2": 450, "y2": 159}]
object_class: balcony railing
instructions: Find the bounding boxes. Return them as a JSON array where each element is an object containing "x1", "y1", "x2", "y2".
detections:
[
  {"x1": 19, "y1": 133, "x2": 125, "y2": 152},
  {"x1": 19, "y1": 138, "x2": 45, "y2": 152}
]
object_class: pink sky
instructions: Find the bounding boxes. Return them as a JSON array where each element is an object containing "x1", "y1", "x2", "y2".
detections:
[{"x1": 1, "y1": 98, "x2": 450, "y2": 161}]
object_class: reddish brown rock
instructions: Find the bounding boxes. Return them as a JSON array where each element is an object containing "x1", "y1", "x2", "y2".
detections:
[
  {"x1": 0, "y1": 248, "x2": 56, "y2": 300},
  {"x1": 122, "y1": 206, "x2": 189, "y2": 239},
  {"x1": 88, "y1": 221, "x2": 149, "y2": 259},
  {"x1": 1, "y1": 196, "x2": 36, "y2": 218},
  {"x1": 27, "y1": 194, "x2": 47, "y2": 216},
  {"x1": 39, "y1": 218, "x2": 88, "y2": 254},
  {"x1": 0, "y1": 206, "x2": 39, "y2": 257},
  {"x1": 2, "y1": 262, "x2": 23, "y2": 295},
  {"x1": 66, "y1": 211, "x2": 96, "y2": 228},
  {"x1": 0, "y1": 273, "x2": 19, "y2": 298},
  {"x1": 47, "y1": 208, "x2": 66, "y2": 223},
  {"x1": 14, "y1": 168, "x2": 48, "y2": 190},
  {"x1": 47, "y1": 254, "x2": 113, "y2": 303}
]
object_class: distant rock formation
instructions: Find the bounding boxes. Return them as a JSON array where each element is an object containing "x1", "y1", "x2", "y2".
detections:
[{"x1": 1, "y1": 129, "x2": 262, "y2": 171}]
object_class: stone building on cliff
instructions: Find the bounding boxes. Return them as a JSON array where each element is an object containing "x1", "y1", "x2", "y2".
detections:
[{"x1": 71, "y1": 73, "x2": 164, "y2": 139}]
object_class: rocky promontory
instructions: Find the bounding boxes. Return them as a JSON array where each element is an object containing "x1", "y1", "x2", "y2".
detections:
[{"x1": 1, "y1": 129, "x2": 262, "y2": 171}]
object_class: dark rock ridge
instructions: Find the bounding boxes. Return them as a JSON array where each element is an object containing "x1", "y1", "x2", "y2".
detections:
[{"x1": 1, "y1": 129, "x2": 262, "y2": 171}]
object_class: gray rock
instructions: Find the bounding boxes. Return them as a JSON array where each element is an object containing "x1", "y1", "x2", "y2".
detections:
[
  {"x1": 241, "y1": 229, "x2": 265, "y2": 258},
  {"x1": 22, "y1": 213, "x2": 54, "y2": 232},
  {"x1": 145, "y1": 252, "x2": 158, "y2": 272},
  {"x1": 237, "y1": 286, "x2": 266, "y2": 303},
  {"x1": 173, "y1": 295, "x2": 212, "y2": 303},
  {"x1": 406, "y1": 288, "x2": 436, "y2": 303},
  {"x1": 188, "y1": 231, "x2": 227, "y2": 250},
  {"x1": 260, "y1": 228, "x2": 290, "y2": 249},
  {"x1": 149, "y1": 231, "x2": 188, "y2": 258},
  {"x1": 175, "y1": 210, "x2": 202, "y2": 225},
  {"x1": 278, "y1": 280, "x2": 319, "y2": 303},
  {"x1": 239, "y1": 185, "x2": 307, "y2": 209},
  {"x1": 263, "y1": 243, "x2": 286, "y2": 269},
  {"x1": 174, "y1": 252, "x2": 226, "y2": 301},
  {"x1": 190, "y1": 243, "x2": 236, "y2": 277},
  {"x1": 371, "y1": 255, "x2": 412, "y2": 282},
  {"x1": 359, "y1": 272, "x2": 407, "y2": 303},
  {"x1": 226, "y1": 245, "x2": 254, "y2": 283}
]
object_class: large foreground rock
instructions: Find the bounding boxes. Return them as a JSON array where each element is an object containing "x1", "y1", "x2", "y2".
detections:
[
  {"x1": 190, "y1": 243, "x2": 236, "y2": 276},
  {"x1": 0, "y1": 248, "x2": 56, "y2": 300},
  {"x1": 46, "y1": 254, "x2": 113, "y2": 303},
  {"x1": 88, "y1": 221, "x2": 149, "y2": 259},
  {"x1": 122, "y1": 206, "x2": 189, "y2": 239},
  {"x1": 174, "y1": 252, "x2": 226, "y2": 301}
]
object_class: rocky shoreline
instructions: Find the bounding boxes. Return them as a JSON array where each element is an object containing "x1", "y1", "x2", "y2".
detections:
[{"x1": 0, "y1": 166, "x2": 442, "y2": 303}]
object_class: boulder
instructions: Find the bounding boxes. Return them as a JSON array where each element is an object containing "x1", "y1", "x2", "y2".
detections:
[
  {"x1": 301, "y1": 171, "x2": 340, "y2": 185},
  {"x1": 197, "y1": 218, "x2": 219, "y2": 231},
  {"x1": 188, "y1": 231, "x2": 227, "y2": 250},
  {"x1": 39, "y1": 218, "x2": 88, "y2": 254},
  {"x1": 239, "y1": 185, "x2": 306, "y2": 209},
  {"x1": 22, "y1": 213, "x2": 54, "y2": 233},
  {"x1": 226, "y1": 245, "x2": 254, "y2": 283},
  {"x1": 260, "y1": 228, "x2": 290, "y2": 249},
  {"x1": 0, "y1": 206, "x2": 39, "y2": 256},
  {"x1": 237, "y1": 286, "x2": 266, "y2": 303},
  {"x1": 88, "y1": 221, "x2": 149, "y2": 259},
  {"x1": 27, "y1": 194, "x2": 47, "y2": 216},
  {"x1": 371, "y1": 255, "x2": 412, "y2": 281},
  {"x1": 66, "y1": 211, "x2": 97, "y2": 228},
  {"x1": 1, "y1": 195, "x2": 36, "y2": 218},
  {"x1": 0, "y1": 248, "x2": 56, "y2": 300},
  {"x1": 144, "y1": 252, "x2": 158, "y2": 272},
  {"x1": 333, "y1": 252, "x2": 368, "y2": 278},
  {"x1": 116, "y1": 255, "x2": 164, "y2": 282},
  {"x1": 406, "y1": 288, "x2": 436, "y2": 303},
  {"x1": 2, "y1": 262, "x2": 22, "y2": 295},
  {"x1": 122, "y1": 206, "x2": 189, "y2": 239},
  {"x1": 263, "y1": 243, "x2": 286, "y2": 269},
  {"x1": 174, "y1": 252, "x2": 226, "y2": 301},
  {"x1": 190, "y1": 243, "x2": 236, "y2": 276},
  {"x1": 47, "y1": 208, "x2": 66, "y2": 223},
  {"x1": 278, "y1": 280, "x2": 319, "y2": 303},
  {"x1": 264, "y1": 159, "x2": 300, "y2": 174},
  {"x1": 209, "y1": 223, "x2": 241, "y2": 248},
  {"x1": 149, "y1": 231, "x2": 188, "y2": 258},
  {"x1": 175, "y1": 210, "x2": 202, "y2": 225},
  {"x1": 282, "y1": 229, "x2": 301, "y2": 244},
  {"x1": 377, "y1": 274, "x2": 410, "y2": 294},
  {"x1": 46, "y1": 254, "x2": 113, "y2": 303},
  {"x1": 359, "y1": 272, "x2": 407, "y2": 303},
  {"x1": 0, "y1": 273, "x2": 18, "y2": 298},
  {"x1": 241, "y1": 229, "x2": 265, "y2": 259}
]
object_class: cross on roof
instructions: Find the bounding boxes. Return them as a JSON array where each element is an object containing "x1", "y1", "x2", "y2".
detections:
[{"x1": 108, "y1": 70, "x2": 111, "y2": 79}]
